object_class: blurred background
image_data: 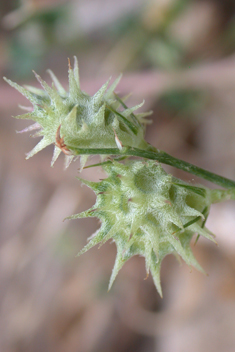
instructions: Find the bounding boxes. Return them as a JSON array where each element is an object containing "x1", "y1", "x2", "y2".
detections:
[{"x1": 1, "y1": 0, "x2": 235, "y2": 351}]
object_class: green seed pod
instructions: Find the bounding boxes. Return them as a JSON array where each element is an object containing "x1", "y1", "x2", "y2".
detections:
[
  {"x1": 67, "y1": 160, "x2": 217, "y2": 297},
  {"x1": 4, "y1": 57, "x2": 150, "y2": 169}
]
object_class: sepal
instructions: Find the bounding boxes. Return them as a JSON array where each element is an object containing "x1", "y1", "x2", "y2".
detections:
[
  {"x1": 5, "y1": 58, "x2": 149, "y2": 166},
  {"x1": 68, "y1": 160, "x2": 217, "y2": 296}
]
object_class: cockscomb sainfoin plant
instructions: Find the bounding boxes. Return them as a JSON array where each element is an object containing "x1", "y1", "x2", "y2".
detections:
[{"x1": 4, "y1": 57, "x2": 235, "y2": 296}]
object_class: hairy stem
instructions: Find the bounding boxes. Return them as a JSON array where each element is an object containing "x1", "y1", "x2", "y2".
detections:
[
  {"x1": 68, "y1": 145, "x2": 235, "y2": 189},
  {"x1": 210, "y1": 188, "x2": 235, "y2": 203}
]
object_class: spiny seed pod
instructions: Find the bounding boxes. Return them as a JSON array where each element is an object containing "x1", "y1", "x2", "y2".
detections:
[
  {"x1": 4, "y1": 57, "x2": 151, "y2": 169},
  {"x1": 67, "y1": 160, "x2": 217, "y2": 297}
]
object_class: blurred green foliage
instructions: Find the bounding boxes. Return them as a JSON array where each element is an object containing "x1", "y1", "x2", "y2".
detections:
[
  {"x1": 158, "y1": 89, "x2": 207, "y2": 117},
  {"x1": 4, "y1": 0, "x2": 193, "y2": 77}
]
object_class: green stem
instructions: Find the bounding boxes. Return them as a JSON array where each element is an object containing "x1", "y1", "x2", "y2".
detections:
[
  {"x1": 68, "y1": 145, "x2": 235, "y2": 189},
  {"x1": 210, "y1": 189, "x2": 235, "y2": 203}
]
